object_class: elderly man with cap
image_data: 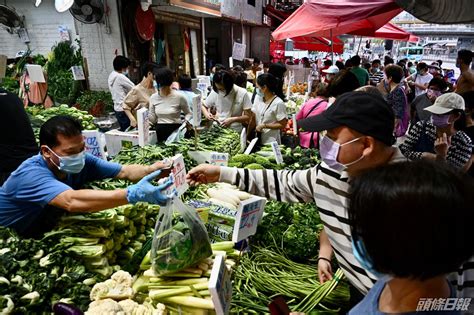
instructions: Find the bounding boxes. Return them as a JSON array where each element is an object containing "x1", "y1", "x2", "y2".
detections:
[
  {"x1": 322, "y1": 65, "x2": 339, "y2": 84},
  {"x1": 187, "y1": 91, "x2": 407, "y2": 305},
  {"x1": 400, "y1": 93, "x2": 472, "y2": 171}
]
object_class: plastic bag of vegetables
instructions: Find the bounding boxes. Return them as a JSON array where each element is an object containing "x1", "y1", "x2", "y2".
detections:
[{"x1": 151, "y1": 197, "x2": 212, "y2": 276}]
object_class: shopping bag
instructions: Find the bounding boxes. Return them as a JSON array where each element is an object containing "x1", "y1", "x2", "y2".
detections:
[
  {"x1": 151, "y1": 196, "x2": 212, "y2": 275},
  {"x1": 165, "y1": 123, "x2": 187, "y2": 145}
]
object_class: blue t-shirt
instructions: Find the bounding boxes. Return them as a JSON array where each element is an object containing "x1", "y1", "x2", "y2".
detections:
[
  {"x1": 350, "y1": 277, "x2": 460, "y2": 315},
  {"x1": 0, "y1": 153, "x2": 122, "y2": 232}
]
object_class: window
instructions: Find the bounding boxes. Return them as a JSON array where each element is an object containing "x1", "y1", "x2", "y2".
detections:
[{"x1": 248, "y1": 0, "x2": 256, "y2": 6}]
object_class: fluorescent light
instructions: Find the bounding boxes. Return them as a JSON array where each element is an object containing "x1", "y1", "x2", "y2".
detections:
[{"x1": 55, "y1": 0, "x2": 74, "y2": 13}]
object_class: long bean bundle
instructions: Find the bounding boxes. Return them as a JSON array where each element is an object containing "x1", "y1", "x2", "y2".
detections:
[{"x1": 231, "y1": 247, "x2": 350, "y2": 314}]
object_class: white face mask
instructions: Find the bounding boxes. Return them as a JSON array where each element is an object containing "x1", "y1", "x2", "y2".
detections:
[{"x1": 218, "y1": 90, "x2": 227, "y2": 97}]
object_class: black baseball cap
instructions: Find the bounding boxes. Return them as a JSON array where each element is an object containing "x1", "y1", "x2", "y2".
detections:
[{"x1": 298, "y1": 91, "x2": 395, "y2": 146}]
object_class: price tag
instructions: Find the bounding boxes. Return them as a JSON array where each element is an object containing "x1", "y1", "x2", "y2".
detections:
[
  {"x1": 244, "y1": 138, "x2": 258, "y2": 155},
  {"x1": 209, "y1": 255, "x2": 232, "y2": 315},
  {"x1": 240, "y1": 128, "x2": 247, "y2": 153},
  {"x1": 210, "y1": 152, "x2": 229, "y2": 166},
  {"x1": 137, "y1": 108, "x2": 149, "y2": 146},
  {"x1": 192, "y1": 94, "x2": 202, "y2": 128},
  {"x1": 292, "y1": 114, "x2": 298, "y2": 135},
  {"x1": 164, "y1": 154, "x2": 189, "y2": 197},
  {"x1": 82, "y1": 130, "x2": 106, "y2": 160},
  {"x1": 232, "y1": 196, "x2": 267, "y2": 242},
  {"x1": 270, "y1": 141, "x2": 284, "y2": 164},
  {"x1": 197, "y1": 82, "x2": 208, "y2": 94}
]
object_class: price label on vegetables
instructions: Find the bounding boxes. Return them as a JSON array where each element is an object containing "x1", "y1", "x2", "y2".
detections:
[
  {"x1": 209, "y1": 255, "x2": 232, "y2": 315},
  {"x1": 164, "y1": 154, "x2": 189, "y2": 196},
  {"x1": 210, "y1": 152, "x2": 229, "y2": 166},
  {"x1": 82, "y1": 130, "x2": 106, "y2": 160},
  {"x1": 232, "y1": 196, "x2": 266, "y2": 242},
  {"x1": 270, "y1": 141, "x2": 284, "y2": 164}
]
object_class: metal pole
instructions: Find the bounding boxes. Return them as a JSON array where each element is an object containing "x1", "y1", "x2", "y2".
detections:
[
  {"x1": 356, "y1": 36, "x2": 363, "y2": 55},
  {"x1": 330, "y1": 29, "x2": 334, "y2": 63}
]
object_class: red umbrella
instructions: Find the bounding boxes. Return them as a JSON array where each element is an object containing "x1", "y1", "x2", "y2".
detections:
[
  {"x1": 353, "y1": 22, "x2": 415, "y2": 41},
  {"x1": 272, "y1": 0, "x2": 402, "y2": 40}
]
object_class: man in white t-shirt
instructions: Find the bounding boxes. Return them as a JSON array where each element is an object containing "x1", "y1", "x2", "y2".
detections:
[
  {"x1": 407, "y1": 62, "x2": 433, "y2": 97},
  {"x1": 202, "y1": 71, "x2": 252, "y2": 133},
  {"x1": 108, "y1": 56, "x2": 135, "y2": 131}
]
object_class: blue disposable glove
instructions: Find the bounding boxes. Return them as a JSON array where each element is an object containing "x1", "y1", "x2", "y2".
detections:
[{"x1": 127, "y1": 170, "x2": 173, "y2": 205}]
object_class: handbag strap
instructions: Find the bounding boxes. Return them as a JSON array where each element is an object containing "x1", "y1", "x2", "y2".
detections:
[{"x1": 305, "y1": 100, "x2": 325, "y2": 118}]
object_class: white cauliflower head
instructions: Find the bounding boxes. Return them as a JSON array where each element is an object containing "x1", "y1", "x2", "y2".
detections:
[
  {"x1": 111, "y1": 270, "x2": 133, "y2": 287},
  {"x1": 118, "y1": 299, "x2": 138, "y2": 315},
  {"x1": 86, "y1": 298, "x2": 125, "y2": 315}
]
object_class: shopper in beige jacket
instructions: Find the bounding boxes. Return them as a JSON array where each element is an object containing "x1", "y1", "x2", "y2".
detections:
[{"x1": 123, "y1": 63, "x2": 159, "y2": 128}]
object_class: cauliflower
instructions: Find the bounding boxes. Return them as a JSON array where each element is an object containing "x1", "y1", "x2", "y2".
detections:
[
  {"x1": 111, "y1": 270, "x2": 133, "y2": 287},
  {"x1": 154, "y1": 303, "x2": 166, "y2": 315},
  {"x1": 118, "y1": 299, "x2": 138, "y2": 314},
  {"x1": 90, "y1": 272, "x2": 134, "y2": 301},
  {"x1": 86, "y1": 298, "x2": 125, "y2": 315}
]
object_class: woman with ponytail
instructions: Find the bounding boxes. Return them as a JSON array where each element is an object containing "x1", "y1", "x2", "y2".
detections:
[{"x1": 252, "y1": 73, "x2": 288, "y2": 144}]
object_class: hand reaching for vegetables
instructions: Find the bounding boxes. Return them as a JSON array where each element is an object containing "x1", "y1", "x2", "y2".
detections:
[
  {"x1": 221, "y1": 118, "x2": 234, "y2": 128},
  {"x1": 186, "y1": 164, "x2": 221, "y2": 186},
  {"x1": 318, "y1": 258, "x2": 333, "y2": 284},
  {"x1": 127, "y1": 170, "x2": 173, "y2": 205},
  {"x1": 434, "y1": 132, "x2": 450, "y2": 159}
]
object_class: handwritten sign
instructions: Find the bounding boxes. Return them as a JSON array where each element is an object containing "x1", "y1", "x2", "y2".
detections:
[
  {"x1": 232, "y1": 42, "x2": 246, "y2": 61},
  {"x1": 192, "y1": 94, "x2": 202, "y2": 127},
  {"x1": 137, "y1": 107, "x2": 149, "y2": 146},
  {"x1": 26, "y1": 64, "x2": 45, "y2": 83},
  {"x1": 71, "y1": 66, "x2": 85, "y2": 81},
  {"x1": 244, "y1": 138, "x2": 258, "y2": 155},
  {"x1": 82, "y1": 130, "x2": 105, "y2": 160},
  {"x1": 270, "y1": 141, "x2": 284, "y2": 164},
  {"x1": 165, "y1": 154, "x2": 189, "y2": 197},
  {"x1": 210, "y1": 152, "x2": 229, "y2": 166},
  {"x1": 232, "y1": 196, "x2": 266, "y2": 242},
  {"x1": 209, "y1": 255, "x2": 232, "y2": 315},
  {"x1": 240, "y1": 128, "x2": 247, "y2": 153}
]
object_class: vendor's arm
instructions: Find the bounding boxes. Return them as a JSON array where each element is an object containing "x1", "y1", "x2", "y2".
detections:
[
  {"x1": 116, "y1": 161, "x2": 167, "y2": 182},
  {"x1": 187, "y1": 164, "x2": 316, "y2": 203},
  {"x1": 49, "y1": 189, "x2": 128, "y2": 213},
  {"x1": 124, "y1": 109, "x2": 137, "y2": 127}
]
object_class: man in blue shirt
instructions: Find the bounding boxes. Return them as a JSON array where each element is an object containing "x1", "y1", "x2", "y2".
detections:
[{"x1": 0, "y1": 115, "x2": 171, "y2": 235}]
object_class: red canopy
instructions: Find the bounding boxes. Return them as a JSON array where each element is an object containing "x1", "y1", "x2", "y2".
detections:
[
  {"x1": 352, "y1": 22, "x2": 417, "y2": 42},
  {"x1": 272, "y1": 0, "x2": 402, "y2": 40},
  {"x1": 270, "y1": 36, "x2": 344, "y2": 54}
]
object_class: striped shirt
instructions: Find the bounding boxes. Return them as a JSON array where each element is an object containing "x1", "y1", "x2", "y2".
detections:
[
  {"x1": 369, "y1": 71, "x2": 384, "y2": 86},
  {"x1": 219, "y1": 148, "x2": 407, "y2": 294},
  {"x1": 399, "y1": 121, "x2": 472, "y2": 169}
]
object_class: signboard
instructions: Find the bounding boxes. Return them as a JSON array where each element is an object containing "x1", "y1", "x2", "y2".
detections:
[
  {"x1": 170, "y1": 0, "x2": 222, "y2": 17},
  {"x1": 209, "y1": 255, "x2": 232, "y2": 315},
  {"x1": 0, "y1": 55, "x2": 6, "y2": 79},
  {"x1": 270, "y1": 141, "x2": 284, "y2": 164},
  {"x1": 192, "y1": 94, "x2": 202, "y2": 127},
  {"x1": 82, "y1": 130, "x2": 106, "y2": 160},
  {"x1": 197, "y1": 75, "x2": 211, "y2": 87},
  {"x1": 240, "y1": 128, "x2": 247, "y2": 153},
  {"x1": 292, "y1": 114, "x2": 298, "y2": 135},
  {"x1": 164, "y1": 154, "x2": 189, "y2": 197},
  {"x1": 58, "y1": 25, "x2": 70, "y2": 42},
  {"x1": 71, "y1": 66, "x2": 86, "y2": 81},
  {"x1": 232, "y1": 42, "x2": 246, "y2": 61},
  {"x1": 26, "y1": 65, "x2": 45, "y2": 83},
  {"x1": 137, "y1": 107, "x2": 149, "y2": 146},
  {"x1": 197, "y1": 83, "x2": 208, "y2": 95},
  {"x1": 18, "y1": 28, "x2": 30, "y2": 43},
  {"x1": 209, "y1": 152, "x2": 229, "y2": 166},
  {"x1": 244, "y1": 138, "x2": 258, "y2": 155},
  {"x1": 232, "y1": 196, "x2": 267, "y2": 242}
]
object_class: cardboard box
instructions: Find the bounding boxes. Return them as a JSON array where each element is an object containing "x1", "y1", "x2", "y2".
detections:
[{"x1": 105, "y1": 130, "x2": 157, "y2": 157}]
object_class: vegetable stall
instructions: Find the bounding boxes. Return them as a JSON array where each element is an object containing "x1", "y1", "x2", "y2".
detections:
[{"x1": 0, "y1": 105, "x2": 351, "y2": 315}]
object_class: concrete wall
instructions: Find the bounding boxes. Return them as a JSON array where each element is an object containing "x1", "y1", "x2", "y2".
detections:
[
  {"x1": 0, "y1": 1, "x2": 78, "y2": 58},
  {"x1": 75, "y1": 1, "x2": 125, "y2": 90},
  {"x1": 221, "y1": 0, "x2": 263, "y2": 25}
]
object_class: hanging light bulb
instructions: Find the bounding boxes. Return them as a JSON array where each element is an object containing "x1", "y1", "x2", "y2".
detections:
[
  {"x1": 35, "y1": 0, "x2": 42, "y2": 7},
  {"x1": 55, "y1": 0, "x2": 74, "y2": 12}
]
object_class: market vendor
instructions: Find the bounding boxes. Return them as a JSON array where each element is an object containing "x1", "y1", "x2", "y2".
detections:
[
  {"x1": 202, "y1": 70, "x2": 252, "y2": 133},
  {"x1": 0, "y1": 115, "x2": 172, "y2": 235},
  {"x1": 188, "y1": 91, "x2": 407, "y2": 305}
]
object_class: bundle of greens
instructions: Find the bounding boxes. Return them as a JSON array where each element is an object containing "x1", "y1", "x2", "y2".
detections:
[
  {"x1": 252, "y1": 201, "x2": 323, "y2": 262},
  {"x1": 152, "y1": 198, "x2": 212, "y2": 276},
  {"x1": 0, "y1": 227, "x2": 98, "y2": 313},
  {"x1": 231, "y1": 247, "x2": 350, "y2": 314}
]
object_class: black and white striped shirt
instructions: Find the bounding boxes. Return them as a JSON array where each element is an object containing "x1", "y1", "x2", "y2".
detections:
[
  {"x1": 219, "y1": 148, "x2": 407, "y2": 294},
  {"x1": 399, "y1": 121, "x2": 472, "y2": 170}
]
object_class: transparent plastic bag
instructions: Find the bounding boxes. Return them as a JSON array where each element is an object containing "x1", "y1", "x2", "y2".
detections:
[{"x1": 151, "y1": 196, "x2": 212, "y2": 276}]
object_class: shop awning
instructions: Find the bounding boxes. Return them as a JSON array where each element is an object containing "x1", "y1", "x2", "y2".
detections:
[
  {"x1": 290, "y1": 36, "x2": 344, "y2": 53},
  {"x1": 353, "y1": 22, "x2": 417, "y2": 42},
  {"x1": 272, "y1": 0, "x2": 402, "y2": 40}
]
